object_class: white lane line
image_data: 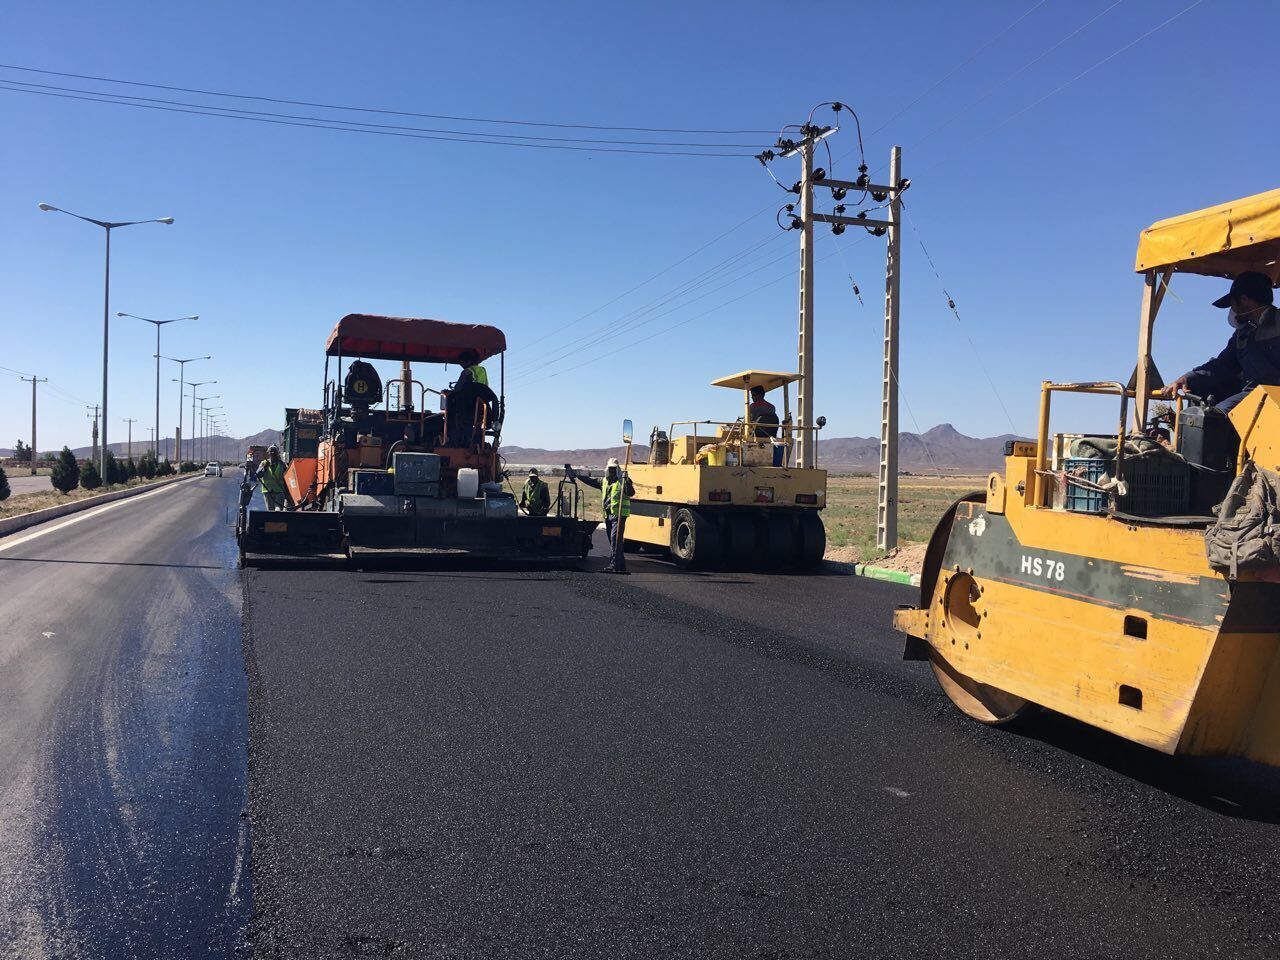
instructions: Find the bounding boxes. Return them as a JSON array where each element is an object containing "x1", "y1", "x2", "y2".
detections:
[
  {"x1": 884, "y1": 786, "x2": 912, "y2": 798},
  {"x1": 0, "y1": 480, "x2": 196, "y2": 554}
]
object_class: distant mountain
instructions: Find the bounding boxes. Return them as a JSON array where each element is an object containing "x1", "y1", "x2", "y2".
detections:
[
  {"x1": 502, "y1": 423, "x2": 1017, "y2": 474},
  {"x1": 6, "y1": 423, "x2": 1013, "y2": 474}
]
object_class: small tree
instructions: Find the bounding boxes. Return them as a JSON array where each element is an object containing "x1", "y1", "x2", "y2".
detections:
[
  {"x1": 137, "y1": 451, "x2": 157, "y2": 479},
  {"x1": 103, "y1": 451, "x2": 121, "y2": 486},
  {"x1": 0, "y1": 465, "x2": 9, "y2": 502},
  {"x1": 125, "y1": 457, "x2": 137, "y2": 481},
  {"x1": 156, "y1": 458, "x2": 174, "y2": 477},
  {"x1": 50, "y1": 447, "x2": 79, "y2": 493},
  {"x1": 13, "y1": 439, "x2": 31, "y2": 463},
  {"x1": 80, "y1": 460, "x2": 102, "y2": 490}
]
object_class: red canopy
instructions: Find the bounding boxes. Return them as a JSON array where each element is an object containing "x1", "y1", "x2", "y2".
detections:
[{"x1": 324, "y1": 314, "x2": 506, "y2": 363}]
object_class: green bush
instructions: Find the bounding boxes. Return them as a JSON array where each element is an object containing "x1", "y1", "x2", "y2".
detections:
[
  {"x1": 80, "y1": 460, "x2": 103, "y2": 490},
  {"x1": 104, "y1": 451, "x2": 125, "y2": 486},
  {"x1": 156, "y1": 459, "x2": 174, "y2": 477},
  {"x1": 50, "y1": 447, "x2": 80, "y2": 494},
  {"x1": 124, "y1": 457, "x2": 137, "y2": 481},
  {"x1": 136, "y1": 451, "x2": 157, "y2": 479},
  {"x1": 0, "y1": 465, "x2": 9, "y2": 502},
  {"x1": 179, "y1": 460, "x2": 198, "y2": 474}
]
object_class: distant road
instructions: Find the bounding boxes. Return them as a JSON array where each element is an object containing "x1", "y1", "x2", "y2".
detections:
[
  {"x1": 0, "y1": 475, "x2": 249, "y2": 957},
  {"x1": 5, "y1": 473, "x2": 52, "y2": 495}
]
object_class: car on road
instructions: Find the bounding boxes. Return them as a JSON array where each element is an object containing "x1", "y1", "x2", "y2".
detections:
[{"x1": 204, "y1": 462, "x2": 222, "y2": 478}]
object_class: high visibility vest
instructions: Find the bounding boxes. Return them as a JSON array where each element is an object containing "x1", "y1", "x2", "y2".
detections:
[
  {"x1": 466, "y1": 364, "x2": 489, "y2": 387},
  {"x1": 523, "y1": 478, "x2": 550, "y2": 514},
  {"x1": 602, "y1": 478, "x2": 630, "y2": 519},
  {"x1": 260, "y1": 460, "x2": 286, "y2": 494}
]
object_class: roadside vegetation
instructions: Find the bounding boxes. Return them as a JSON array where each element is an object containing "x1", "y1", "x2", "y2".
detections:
[{"x1": 0, "y1": 448, "x2": 192, "y2": 521}]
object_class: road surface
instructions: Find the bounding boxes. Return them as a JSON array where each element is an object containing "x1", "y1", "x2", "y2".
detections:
[
  {"x1": 3, "y1": 481, "x2": 1280, "y2": 958},
  {"x1": 0, "y1": 475, "x2": 249, "y2": 958},
  {"x1": 5, "y1": 473, "x2": 52, "y2": 496}
]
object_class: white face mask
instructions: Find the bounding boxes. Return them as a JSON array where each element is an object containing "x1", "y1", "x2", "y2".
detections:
[{"x1": 1228, "y1": 304, "x2": 1269, "y2": 330}]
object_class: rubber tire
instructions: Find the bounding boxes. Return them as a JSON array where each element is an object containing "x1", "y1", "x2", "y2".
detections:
[
  {"x1": 765, "y1": 513, "x2": 800, "y2": 569},
  {"x1": 671, "y1": 508, "x2": 721, "y2": 570},
  {"x1": 797, "y1": 511, "x2": 825, "y2": 570},
  {"x1": 724, "y1": 514, "x2": 757, "y2": 569}
]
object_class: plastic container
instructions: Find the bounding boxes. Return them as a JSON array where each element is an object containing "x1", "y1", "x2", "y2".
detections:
[
  {"x1": 456, "y1": 467, "x2": 480, "y2": 499},
  {"x1": 1119, "y1": 457, "x2": 1190, "y2": 516},
  {"x1": 772, "y1": 443, "x2": 785, "y2": 467},
  {"x1": 1062, "y1": 458, "x2": 1108, "y2": 514}
]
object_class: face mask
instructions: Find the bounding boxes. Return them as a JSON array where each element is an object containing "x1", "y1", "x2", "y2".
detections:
[{"x1": 1229, "y1": 304, "x2": 1269, "y2": 330}]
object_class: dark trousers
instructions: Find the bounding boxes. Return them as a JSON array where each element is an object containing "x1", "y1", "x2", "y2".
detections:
[{"x1": 605, "y1": 515, "x2": 627, "y2": 571}]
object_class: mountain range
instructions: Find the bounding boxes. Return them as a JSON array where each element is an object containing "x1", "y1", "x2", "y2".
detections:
[{"x1": 2, "y1": 424, "x2": 1013, "y2": 475}]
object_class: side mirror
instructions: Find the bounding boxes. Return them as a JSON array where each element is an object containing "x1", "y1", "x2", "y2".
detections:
[{"x1": 622, "y1": 419, "x2": 634, "y2": 444}]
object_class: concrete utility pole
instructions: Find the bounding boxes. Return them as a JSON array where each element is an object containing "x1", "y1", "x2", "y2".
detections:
[
  {"x1": 87, "y1": 405, "x2": 100, "y2": 464},
  {"x1": 123, "y1": 418, "x2": 137, "y2": 463},
  {"x1": 767, "y1": 117, "x2": 908, "y2": 550},
  {"x1": 21, "y1": 376, "x2": 47, "y2": 476}
]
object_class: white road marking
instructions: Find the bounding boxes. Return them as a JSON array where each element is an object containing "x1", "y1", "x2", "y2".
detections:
[
  {"x1": 884, "y1": 786, "x2": 912, "y2": 798},
  {"x1": 0, "y1": 480, "x2": 195, "y2": 555},
  {"x1": 41, "y1": 632, "x2": 55, "y2": 639},
  {"x1": 227, "y1": 814, "x2": 249, "y2": 905}
]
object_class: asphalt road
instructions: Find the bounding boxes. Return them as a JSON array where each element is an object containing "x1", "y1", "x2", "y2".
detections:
[
  {"x1": 245, "y1": 534, "x2": 1280, "y2": 959},
  {"x1": 0, "y1": 475, "x2": 249, "y2": 958}
]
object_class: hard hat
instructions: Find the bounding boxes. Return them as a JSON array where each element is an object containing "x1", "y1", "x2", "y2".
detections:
[
  {"x1": 528, "y1": 467, "x2": 539, "y2": 476},
  {"x1": 606, "y1": 457, "x2": 619, "y2": 468}
]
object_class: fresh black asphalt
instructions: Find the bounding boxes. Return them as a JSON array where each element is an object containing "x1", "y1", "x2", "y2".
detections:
[{"x1": 244, "y1": 538, "x2": 1280, "y2": 959}]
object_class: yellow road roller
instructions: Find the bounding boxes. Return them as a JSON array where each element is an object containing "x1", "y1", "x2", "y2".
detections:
[
  {"x1": 624, "y1": 370, "x2": 827, "y2": 569},
  {"x1": 894, "y1": 188, "x2": 1280, "y2": 766}
]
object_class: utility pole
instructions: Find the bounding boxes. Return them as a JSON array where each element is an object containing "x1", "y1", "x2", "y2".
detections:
[
  {"x1": 123, "y1": 418, "x2": 137, "y2": 463},
  {"x1": 21, "y1": 376, "x2": 47, "y2": 476},
  {"x1": 763, "y1": 105, "x2": 908, "y2": 550},
  {"x1": 87, "y1": 405, "x2": 100, "y2": 464}
]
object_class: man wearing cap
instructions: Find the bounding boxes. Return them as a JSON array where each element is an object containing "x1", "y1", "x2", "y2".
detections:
[
  {"x1": 256, "y1": 444, "x2": 288, "y2": 511},
  {"x1": 519, "y1": 467, "x2": 551, "y2": 517},
  {"x1": 570, "y1": 457, "x2": 634, "y2": 574},
  {"x1": 1164, "y1": 271, "x2": 1280, "y2": 412}
]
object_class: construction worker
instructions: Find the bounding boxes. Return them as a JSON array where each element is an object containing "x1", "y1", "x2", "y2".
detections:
[
  {"x1": 520, "y1": 467, "x2": 551, "y2": 517},
  {"x1": 1163, "y1": 271, "x2": 1280, "y2": 413},
  {"x1": 257, "y1": 444, "x2": 288, "y2": 511},
  {"x1": 748, "y1": 385, "x2": 780, "y2": 438},
  {"x1": 457, "y1": 350, "x2": 490, "y2": 388},
  {"x1": 571, "y1": 457, "x2": 634, "y2": 574}
]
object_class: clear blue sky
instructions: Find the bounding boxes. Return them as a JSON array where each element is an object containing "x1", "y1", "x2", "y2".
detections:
[{"x1": 1, "y1": 0, "x2": 1273, "y2": 456}]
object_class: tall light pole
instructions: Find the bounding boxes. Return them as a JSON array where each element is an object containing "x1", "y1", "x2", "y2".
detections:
[
  {"x1": 197, "y1": 395, "x2": 219, "y2": 463},
  {"x1": 123, "y1": 418, "x2": 137, "y2": 462},
  {"x1": 177, "y1": 381, "x2": 215, "y2": 462},
  {"x1": 205, "y1": 406, "x2": 223, "y2": 462},
  {"x1": 38, "y1": 203, "x2": 174, "y2": 480},
  {"x1": 118, "y1": 313, "x2": 197, "y2": 459},
  {"x1": 167, "y1": 364, "x2": 210, "y2": 461}
]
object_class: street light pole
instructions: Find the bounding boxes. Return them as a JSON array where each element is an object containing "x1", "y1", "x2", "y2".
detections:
[
  {"x1": 197, "y1": 396, "x2": 220, "y2": 463},
  {"x1": 166, "y1": 362, "x2": 210, "y2": 462},
  {"x1": 118, "y1": 313, "x2": 197, "y2": 459},
  {"x1": 39, "y1": 203, "x2": 174, "y2": 480}
]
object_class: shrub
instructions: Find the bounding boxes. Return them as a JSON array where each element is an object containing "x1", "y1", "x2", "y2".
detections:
[
  {"x1": 50, "y1": 447, "x2": 80, "y2": 493},
  {"x1": 80, "y1": 460, "x2": 103, "y2": 490},
  {"x1": 104, "y1": 451, "x2": 124, "y2": 486},
  {"x1": 0, "y1": 465, "x2": 9, "y2": 502},
  {"x1": 156, "y1": 459, "x2": 174, "y2": 477},
  {"x1": 124, "y1": 457, "x2": 137, "y2": 481}
]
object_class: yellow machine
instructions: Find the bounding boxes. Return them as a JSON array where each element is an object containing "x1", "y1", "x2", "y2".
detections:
[
  {"x1": 894, "y1": 188, "x2": 1280, "y2": 766},
  {"x1": 624, "y1": 370, "x2": 827, "y2": 569}
]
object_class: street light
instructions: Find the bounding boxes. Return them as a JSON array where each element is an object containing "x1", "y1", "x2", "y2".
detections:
[
  {"x1": 196, "y1": 393, "x2": 219, "y2": 464},
  {"x1": 168, "y1": 369, "x2": 211, "y2": 462},
  {"x1": 118, "y1": 312, "x2": 197, "y2": 459},
  {"x1": 202, "y1": 403, "x2": 223, "y2": 462},
  {"x1": 39, "y1": 202, "x2": 174, "y2": 479}
]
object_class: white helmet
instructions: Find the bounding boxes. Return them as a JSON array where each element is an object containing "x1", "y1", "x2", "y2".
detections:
[{"x1": 606, "y1": 457, "x2": 620, "y2": 469}]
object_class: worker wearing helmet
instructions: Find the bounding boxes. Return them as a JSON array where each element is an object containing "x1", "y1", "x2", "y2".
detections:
[
  {"x1": 256, "y1": 444, "x2": 288, "y2": 511},
  {"x1": 570, "y1": 457, "x2": 634, "y2": 574},
  {"x1": 520, "y1": 467, "x2": 551, "y2": 517},
  {"x1": 1163, "y1": 271, "x2": 1280, "y2": 413}
]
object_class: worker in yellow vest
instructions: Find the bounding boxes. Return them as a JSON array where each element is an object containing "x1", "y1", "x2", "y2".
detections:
[
  {"x1": 571, "y1": 457, "x2": 634, "y2": 574},
  {"x1": 256, "y1": 444, "x2": 288, "y2": 511},
  {"x1": 457, "y1": 350, "x2": 489, "y2": 388}
]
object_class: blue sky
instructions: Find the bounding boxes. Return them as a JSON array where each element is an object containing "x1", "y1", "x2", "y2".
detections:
[{"x1": 1, "y1": 0, "x2": 1273, "y2": 455}]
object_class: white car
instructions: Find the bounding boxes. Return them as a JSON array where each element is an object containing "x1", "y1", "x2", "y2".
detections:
[{"x1": 204, "y1": 462, "x2": 222, "y2": 477}]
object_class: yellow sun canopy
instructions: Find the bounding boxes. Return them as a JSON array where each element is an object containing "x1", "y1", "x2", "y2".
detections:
[
  {"x1": 709, "y1": 370, "x2": 801, "y2": 393},
  {"x1": 1135, "y1": 188, "x2": 1280, "y2": 283}
]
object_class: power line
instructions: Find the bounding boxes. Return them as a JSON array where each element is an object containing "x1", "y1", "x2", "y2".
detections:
[
  {"x1": 0, "y1": 84, "x2": 755, "y2": 157},
  {"x1": 0, "y1": 62, "x2": 775, "y2": 135},
  {"x1": 0, "y1": 78, "x2": 768, "y2": 148}
]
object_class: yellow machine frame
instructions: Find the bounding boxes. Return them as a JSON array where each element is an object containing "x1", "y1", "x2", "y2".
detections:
[{"x1": 894, "y1": 188, "x2": 1280, "y2": 766}]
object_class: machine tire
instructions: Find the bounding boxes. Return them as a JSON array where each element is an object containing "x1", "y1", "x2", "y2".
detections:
[
  {"x1": 797, "y1": 511, "x2": 825, "y2": 569},
  {"x1": 671, "y1": 508, "x2": 720, "y2": 569},
  {"x1": 764, "y1": 513, "x2": 800, "y2": 569},
  {"x1": 928, "y1": 650, "x2": 1038, "y2": 727},
  {"x1": 724, "y1": 514, "x2": 757, "y2": 568}
]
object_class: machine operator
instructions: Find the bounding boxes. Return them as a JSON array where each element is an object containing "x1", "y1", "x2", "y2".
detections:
[
  {"x1": 569, "y1": 458, "x2": 634, "y2": 575},
  {"x1": 1162, "y1": 271, "x2": 1280, "y2": 413},
  {"x1": 520, "y1": 467, "x2": 551, "y2": 517},
  {"x1": 456, "y1": 350, "x2": 490, "y2": 388},
  {"x1": 748, "y1": 384, "x2": 780, "y2": 438},
  {"x1": 257, "y1": 444, "x2": 288, "y2": 511}
]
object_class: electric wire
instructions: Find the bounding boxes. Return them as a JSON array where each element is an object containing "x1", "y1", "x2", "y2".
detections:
[
  {"x1": 0, "y1": 63, "x2": 775, "y2": 135},
  {"x1": 0, "y1": 84, "x2": 755, "y2": 157}
]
